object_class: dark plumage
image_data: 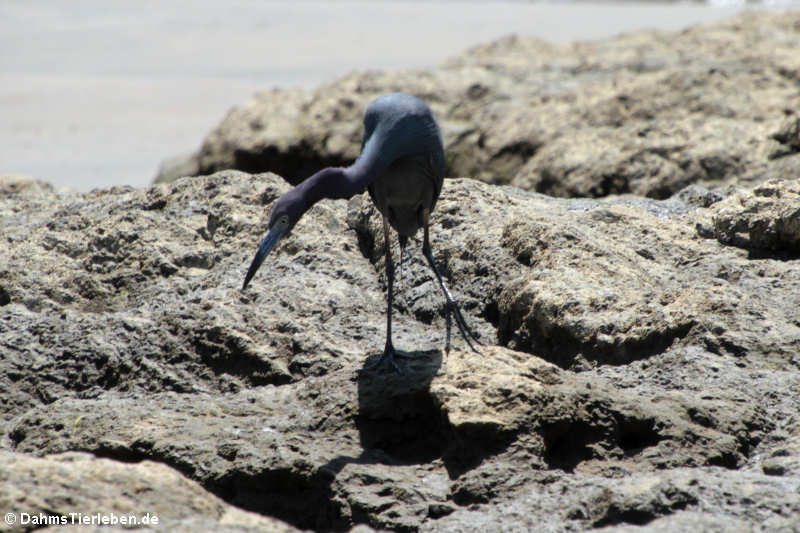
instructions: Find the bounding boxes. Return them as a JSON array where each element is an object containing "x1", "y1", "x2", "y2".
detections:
[{"x1": 242, "y1": 93, "x2": 479, "y2": 371}]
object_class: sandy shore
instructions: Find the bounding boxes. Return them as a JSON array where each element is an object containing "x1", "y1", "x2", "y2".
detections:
[{"x1": 0, "y1": 1, "x2": 790, "y2": 190}]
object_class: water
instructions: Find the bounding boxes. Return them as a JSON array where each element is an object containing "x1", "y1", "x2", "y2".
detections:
[{"x1": 1, "y1": 1, "x2": 797, "y2": 191}]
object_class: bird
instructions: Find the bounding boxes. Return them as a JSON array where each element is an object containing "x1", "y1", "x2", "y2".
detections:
[{"x1": 242, "y1": 93, "x2": 480, "y2": 372}]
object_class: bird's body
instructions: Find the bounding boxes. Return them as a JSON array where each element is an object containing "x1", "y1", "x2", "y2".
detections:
[
  {"x1": 242, "y1": 93, "x2": 479, "y2": 371},
  {"x1": 361, "y1": 94, "x2": 444, "y2": 240},
  {"x1": 369, "y1": 155, "x2": 437, "y2": 239}
]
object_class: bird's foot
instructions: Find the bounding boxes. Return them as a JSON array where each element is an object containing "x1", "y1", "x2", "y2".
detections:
[
  {"x1": 362, "y1": 342, "x2": 417, "y2": 374},
  {"x1": 445, "y1": 298, "x2": 483, "y2": 354}
]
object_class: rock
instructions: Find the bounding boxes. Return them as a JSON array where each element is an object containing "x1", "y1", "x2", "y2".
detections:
[
  {"x1": 349, "y1": 176, "x2": 800, "y2": 368},
  {"x1": 757, "y1": 434, "x2": 800, "y2": 478},
  {"x1": 770, "y1": 116, "x2": 800, "y2": 158},
  {"x1": 711, "y1": 179, "x2": 800, "y2": 256},
  {"x1": 434, "y1": 469, "x2": 800, "y2": 533},
  {"x1": 192, "y1": 87, "x2": 357, "y2": 185},
  {"x1": 154, "y1": 151, "x2": 201, "y2": 185},
  {"x1": 3, "y1": 171, "x2": 800, "y2": 531},
  {"x1": 670, "y1": 184, "x2": 723, "y2": 210},
  {"x1": 0, "y1": 450, "x2": 299, "y2": 532},
  {"x1": 155, "y1": 12, "x2": 800, "y2": 199}
]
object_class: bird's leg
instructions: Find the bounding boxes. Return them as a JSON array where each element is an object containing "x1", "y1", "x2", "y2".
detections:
[
  {"x1": 364, "y1": 215, "x2": 406, "y2": 373},
  {"x1": 422, "y1": 208, "x2": 482, "y2": 353},
  {"x1": 398, "y1": 239, "x2": 404, "y2": 287}
]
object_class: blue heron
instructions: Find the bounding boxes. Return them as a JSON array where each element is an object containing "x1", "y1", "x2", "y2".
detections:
[{"x1": 242, "y1": 93, "x2": 480, "y2": 371}]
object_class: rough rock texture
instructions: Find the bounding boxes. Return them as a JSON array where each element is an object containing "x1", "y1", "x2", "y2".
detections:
[
  {"x1": 0, "y1": 450, "x2": 298, "y2": 532},
  {"x1": 3, "y1": 169, "x2": 800, "y2": 531},
  {"x1": 155, "y1": 12, "x2": 800, "y2": 200},
  {"x1": 711, "y1": 178, "x2": 800, "y2": 256}
]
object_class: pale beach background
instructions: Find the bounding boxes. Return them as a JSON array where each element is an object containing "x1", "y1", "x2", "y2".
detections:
[{"x1": 1, "y1": 0, "x2": 798, "y2": 191}]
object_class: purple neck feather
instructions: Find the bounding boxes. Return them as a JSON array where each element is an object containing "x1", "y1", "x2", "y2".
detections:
[{"x1": 297, "y1": 153, "x2": 384, "y2": 208}]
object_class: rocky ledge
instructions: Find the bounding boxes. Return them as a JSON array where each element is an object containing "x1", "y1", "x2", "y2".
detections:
[
  {"x1": 157, "y1": 12, "x2": 800, "y2": 200},
  {"x1": 3, "y1": 10, "x2": 800, "y2": 533}
]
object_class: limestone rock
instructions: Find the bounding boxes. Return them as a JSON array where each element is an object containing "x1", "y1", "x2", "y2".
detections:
[
  {"x1": 3, "y1": 171, "x2": 800, "y2": 531},
  {"x1": 156, "y1": 12, "x2": 800, "y2": 199},
  {"x1": 154, "y1": 152, "x2": 201, "y2": 185},
  {"x1": 711, "y1": 178, "x2": 800, "y2": 255},
  {"x1": 0, "y1": 450, "x2": 299, "y2": 532}
]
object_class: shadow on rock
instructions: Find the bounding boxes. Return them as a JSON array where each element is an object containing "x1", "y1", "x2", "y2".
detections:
[
  {"x1": 355, "y1": 348, "x2": 517, "y2": 480},
  {"x1": 264, "y1": 350, "x2": 450, "y2": 530},
  {"x1": 177, "y1": 352, "x2": 455, "y2": 533},
  {"x1": 326, "y1": 346, "x2": 519, "y2": 476},
  {"x1": 355, "y1": 349, "x2": 447, "y2": 466},
  {"x1": 313, "y1": 349, "x2": 447, "y2": 480}
]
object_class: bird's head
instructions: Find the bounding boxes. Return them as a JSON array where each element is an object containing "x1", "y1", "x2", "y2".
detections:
[{"x1": 241, "y1": 187, "x2": 307, "y2": 290}]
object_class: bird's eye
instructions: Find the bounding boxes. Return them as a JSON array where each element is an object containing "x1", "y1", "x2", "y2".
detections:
[{"x1": 278, "y1": 215, "x2": 289, "y2": 228}]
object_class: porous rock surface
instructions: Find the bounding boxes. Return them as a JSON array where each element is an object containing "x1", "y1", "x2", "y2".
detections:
[
  {"x1": 711, "y1": 177, "x2": 800, "y2": 255},
  {"x1": 2, "y1": 169, "x2": 800, "y2": 532},
  {"x1": 5, "y1": 10, "x2": 800, "y2": 533},
  {"x1": 0, "y1": 450, "x2": 296, "y2": 532},
  {"x1": 155, "y1": 12, "x2": 800, "y2": 200}
]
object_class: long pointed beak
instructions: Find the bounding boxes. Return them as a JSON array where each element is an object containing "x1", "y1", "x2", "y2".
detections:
[{"x1": 241, "y1": 226, "x2": 287, "y2": 290}]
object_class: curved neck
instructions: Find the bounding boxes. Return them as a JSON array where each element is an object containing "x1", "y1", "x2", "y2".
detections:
[
  {"x1": 349, "y1": 132, "x2": 394, "y2": 188},
  {"x1": 296, "y1": 162, "x2": 376, "y2": 209}
]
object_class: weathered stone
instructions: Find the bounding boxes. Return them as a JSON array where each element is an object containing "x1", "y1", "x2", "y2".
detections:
[
  {"x1": 156, "y1": 12, "x2": 800, "y2": 199},
  {"x1": 154, "y1": 151, "x2": 201, "y2": 185},
  {"x1": 770, "y1": 116, "x2": 800, "y2": 158},
  {"x1": 711, "y1": 178, "x2": 800, "y2": 255},
  {"x1": 0, "y1": 450, "x2": 300, "y2": 532},
  {"x1": 7, "y1": 344, "x2": 793, "y2": 532},
  {"x1": 6, "y1": 11, "x2": 800, "y2": 531},
  {"x1": 3, "y1": 170, "x2": 800, "y2": 531},
  {"x1": 427, "y1": 468, "x2": 800, "y2": 532}
]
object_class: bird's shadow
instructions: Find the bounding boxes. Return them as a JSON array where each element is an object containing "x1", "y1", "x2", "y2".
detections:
[
  {"x1": 304, "y1": 349, "x2": 444, "y2": 528},
  {"x1": 322, "y1": 347, "x2": 508, "y2": 477},
  {"x1": 309, "y1": 349, "x2": 518, "y2": 530},
  {"x1": 356, "y1": 348, "x2": 447, "y2": 460},
  {"x1": 323, "y1": 348, "x2": 445, "y2": 473}
]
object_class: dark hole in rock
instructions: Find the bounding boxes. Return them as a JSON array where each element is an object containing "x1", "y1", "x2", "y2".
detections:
[
  {"x1": 232, "y1": 145, "x2": 351, "y2": 186},
  {"x1": 0, "y1": 285, "x2": 10, "y2": 306},
  {"x1": 705, "y1": 451, "x2": 740, "y2": 469},
  {"x1": 211, "y1": 467, "x2": 352, "y2": 532},
  {"x1": 499, "y1": 311, "x2": 694, "y2": 369},
  {"x1": 442, "y1": 423, "x2": 519, "y2": 482},
  {"x1": 617, "y1": 416, "x2": 663, "y2": 455},
  {"x1": 594, "y1": 508, "x2": 660, "y2": 528},
  {"x1": 541, "y1": 419, "x2": 598, "y2": 472}
]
